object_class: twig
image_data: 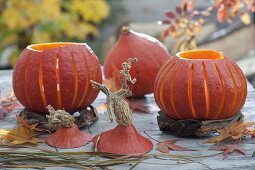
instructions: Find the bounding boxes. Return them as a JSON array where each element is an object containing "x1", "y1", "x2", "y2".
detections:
[{"x1": 143, "y1": 130, "x2": 160, "y2": 143}]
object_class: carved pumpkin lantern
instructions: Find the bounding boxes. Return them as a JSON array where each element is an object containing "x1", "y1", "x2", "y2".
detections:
[
  {"x1": 13, "y1": 42, "x2": 102, "y2": 113},
  {"x1": 154, "y1": 50, "x2": 247, "y2": 120}
]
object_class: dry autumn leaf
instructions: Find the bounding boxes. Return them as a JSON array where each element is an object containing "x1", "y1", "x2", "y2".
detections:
[
  {"x1": 5, "y1": 126, "x2": 40, "y2": 145},
  {"x1": 210, "y1": 144, "x2": 245, "y2": 159},
  {"x1": 103, "y1": 78, "x2": 119, "y2": 92},
  {"x1": 0, "y1": 105, "x2": 8, "y2": 119},
  {"x1": 205, "y1": 121, "x2": 255, "y2": 143},
  {"x1": 16, "y1": 115, "x2": 49, "y2": 132},
  {"x1": 157, "y1": 139, "x2": 196, "y2": 153},
  {"x1": 103, "y1": 65, "x2": 121, "y2": 92},
  {"x1": 126, "y1": 99, "x2": 150, "y2": 114},
  {"x1": 240, "y1": 12, "x2": 251, "y2": 25}
]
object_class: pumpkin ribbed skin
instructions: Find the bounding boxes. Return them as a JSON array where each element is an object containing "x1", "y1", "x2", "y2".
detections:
[
  {"x1": 13, "y1": 42, "x2": 102, "y2": 113},
  {"x1": 154, "y1": 50, "x2": 247, "y2": 120},
  {"x1": 104, "y1": 28, "x2": 170, "y2": 97}
]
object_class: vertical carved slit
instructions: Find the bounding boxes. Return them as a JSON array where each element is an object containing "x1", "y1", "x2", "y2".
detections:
[
  {"x1": 226, "y1": 64, "x2": 237, "y2": 113},
  {"x1": 170, "y1": 62, "x2": 183, "y2": 119},
  {"x1": 56, "y1": 56, "x2": 62, "y2": 109},
  {"x1": 231, "y1": 63, "x2": 245, "y2": 109},
  {"x1": 70, "y1": 53, "x2": 79, "y2": 108},
  {"x1": 39, "y1": 59, "x2": 47, "y2": 108},
  {"x1": 188, "y1": 63, "x2": 197, "y2": 119},
  {"x1": 159, "y1": 63, "x2": 176, "y2": 112},
  {"x1": 77, "y1": 50, "x2": 89, "y2": 107},
  {"x1": 202, "y1": 62, "x2": 210, "y2": 119},
  {"x1": 155, "y1": 60, "x2": 172, "y2": 89},
  {"x1": 214, "y1": 64, "x2": 225, "y2": 118},
  {"x1": 24, "y1": 58, "x2": 31, "y2": 108},
  {"x1": 88, "y1": 48, "x2": 96, "y2": 81}
]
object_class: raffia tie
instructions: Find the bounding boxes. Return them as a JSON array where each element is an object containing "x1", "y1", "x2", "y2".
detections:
[{"x1": 46, "y1": 105, "x2": 75, "y2": 129}]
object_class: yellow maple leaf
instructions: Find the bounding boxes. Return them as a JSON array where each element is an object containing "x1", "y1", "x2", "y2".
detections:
[
  {"x1": 205, "y1": 121, "x2": 255, "y2": 143},
  {"x1": 240, "y1": 12, "x2": 251, "y2": 25},
  {"x1": 4, "y1": 126, "x2": 40, "y2": 145},
  {"x1": 0, "y1": 129, "x2": 9, "y2": 140}
]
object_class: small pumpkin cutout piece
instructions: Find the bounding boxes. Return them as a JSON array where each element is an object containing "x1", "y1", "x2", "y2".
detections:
[
  {"x1": 104, "y1": 26, "x2": 170, "y2": 97},
  {"x1": 154, "y1": 50, "x2": 247, "y2": 120},
  {"x1": 91, "y1": 58, "x2": 153, "y2": 155},
  {"x1": 13, "y1": 42, "x2": 102, "y2": 113},
  {"x1": 45, "y1": 105, "x2": 92, "y2": 149}
]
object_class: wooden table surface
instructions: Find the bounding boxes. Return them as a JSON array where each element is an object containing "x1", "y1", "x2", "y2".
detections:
[{"x1": 1, "y1": 69, "x2": 255, "y2": 170}]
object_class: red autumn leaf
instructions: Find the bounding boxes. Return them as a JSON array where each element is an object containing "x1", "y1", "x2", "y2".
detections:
[
  {"x1": 223, "y1": 144, "x2": 245, "y2": 159},
  {"x1": 176, "y1": 6, "x2": 182, "y2": 14},
  {"x1": 0, "y1": 102, "x2": 22, "y2": 120},
  {"x1": 157, "y1": 142, "x2": 170, "y2": 153},
  {"x1": 161, "y1": 29, "x2": 169, "y2": 40},
  {"x1": 3, "y1": 102, "x2": 22, "y2": 112},
  {"x1": 0, "y1": 105, "x2": 8, "y2": 119},
  {"x1": 126, "y1": 99, "x2": 150, "y2": 113},
  {"x1": 157, "y1": 139, "x2": 196, "y2": 153},
  {"x1": 217, "y1": 7, "x2": 227, "y2": 22},
  {"x1": 165, "y1": 11, "x2": 175, "y2": 18},
  {"x1": 209, "y1": 144, "x2": 245, "y2": 159},
  {"x1": 182, "y1": 0, "x2": 195, "y2": 11}
]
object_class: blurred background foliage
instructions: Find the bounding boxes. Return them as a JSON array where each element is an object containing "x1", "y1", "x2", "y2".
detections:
[
  {"x1": 0, "y1": 0, "x2": 254, "y2": 71},
  {"x1": 0, "y1": 0, "x2": 125, "y2": 68}
]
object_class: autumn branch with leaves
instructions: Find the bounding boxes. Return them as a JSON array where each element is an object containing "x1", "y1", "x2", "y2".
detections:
[{"x1": 160, "y1": 0, "x2": 255, "y2": 52}]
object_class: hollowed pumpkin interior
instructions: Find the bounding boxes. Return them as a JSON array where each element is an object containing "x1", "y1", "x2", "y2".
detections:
[
  {"x1": 28, "y1": 42, "x2": 79, "y2": 52},
  {"x1": 178, "y1": 50, "x2": 224, "y2": 60}
]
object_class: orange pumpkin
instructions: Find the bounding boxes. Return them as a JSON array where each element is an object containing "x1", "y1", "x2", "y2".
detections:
[
  {"x1": 13, "y1": 42, "x2": 102, "y2": 113},
  {"x1": 104, "y1": 27, "x2": 170, "y2": 97},
  {"x1": 154, "y1": 50, "x2": 247, "y2": 120}
]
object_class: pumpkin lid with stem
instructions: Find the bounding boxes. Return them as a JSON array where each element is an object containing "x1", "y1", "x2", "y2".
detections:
[
  {"x1": 45, "y1": 105, "x2": 92, "y2": 149},
  {"x1": 177, "y1": 49, "x2": 224, "y2": 60},
  {"x1": 91, "y1": 58, "x2": 153, "y2": 154}
]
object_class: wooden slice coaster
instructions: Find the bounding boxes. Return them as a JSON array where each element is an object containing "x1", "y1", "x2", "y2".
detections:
[
  {"x1": 19, "y1": 105, "x2": 98, "y2": 131},
  {"x1": 157, "y1": 111, "x2": 243, "y2": 137}
]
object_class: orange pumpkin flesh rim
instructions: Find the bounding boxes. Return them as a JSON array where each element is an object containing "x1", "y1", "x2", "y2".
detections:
[
  {"x1": 177, "y1": 50, "x2": 224, "y2": 60},
  {"x1": 27, "y1": 42, "x2": 82, "y2": 52}
]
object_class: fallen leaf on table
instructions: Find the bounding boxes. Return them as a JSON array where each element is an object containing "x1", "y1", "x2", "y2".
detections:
[
  {"x1": 4, "y1": 126, "x2": 40, "y2": 145},
  {"x1": 126, "y1": 99, "x2": 150, "y2": 114},
  {"x1": 0, "y1": 126, "x2": 40, "y2": 145},
  {"x1": 4, "y1": 102, "x2": 22, "y2": 112},
  {"x1": 205, "y1": 121, "x2": 255, "y2": 143},
  {"x1": 0, "y1": 90, "x2": 22, "y2": 120},
  {"x1": 0, "y1": 129, "x2": 9, "y2": 139},
  {"x1": 210, "y1": 144, "x2": 245, "y2": 159},
  {"x1": 0, "y1": 105, "x2": 8, "y2": 119},
  {"x1": 16, "y1": 115, "x2": 49, "y2": 132},
  {"x1": 157, "y1": 139, "x2": 196, "y2": 153}
]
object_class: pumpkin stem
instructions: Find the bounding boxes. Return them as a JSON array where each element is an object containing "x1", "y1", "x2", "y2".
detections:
[
  {"x1": 121, "y1": 26, "x2": 131, "y2": 34},
  {"x1": 46, "y1": 105, "x2": 75, "y2": 129}
]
